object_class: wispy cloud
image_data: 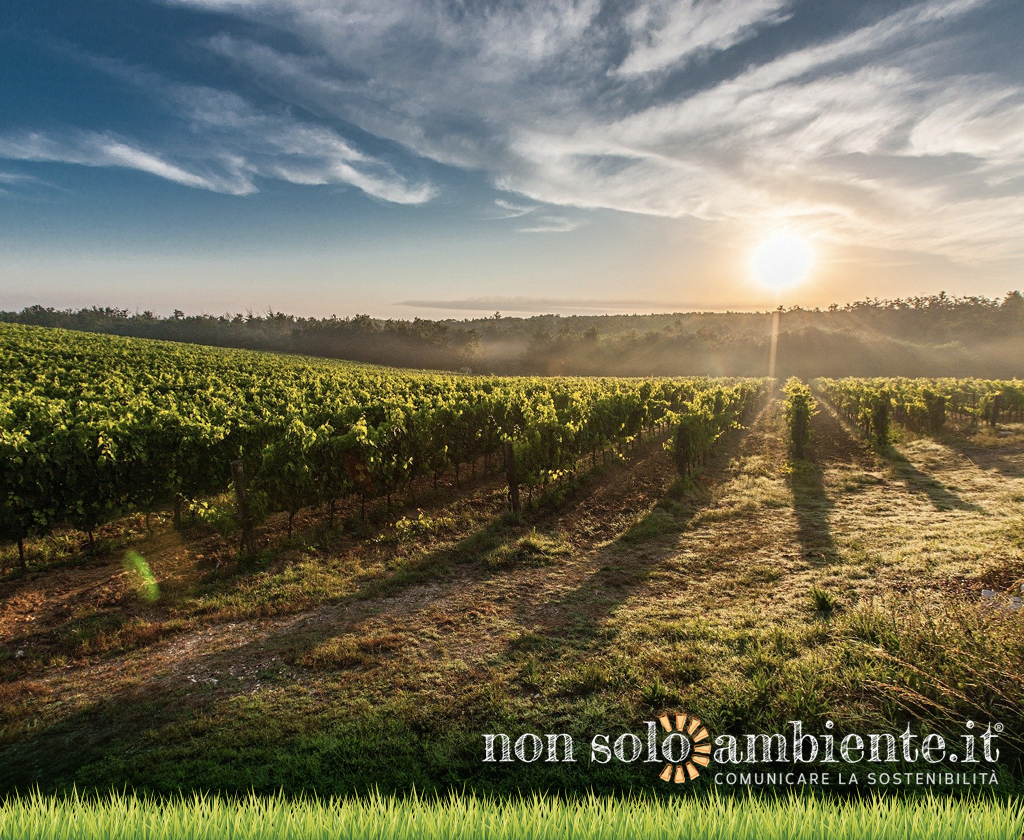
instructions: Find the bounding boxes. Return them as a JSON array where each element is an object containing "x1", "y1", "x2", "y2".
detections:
[
  {"x1": 518, "y1": 216, "x2": 581, "y2": 234},
  {"x1": 617, "y1": 0, "x2": 793, "y2": 76},
  {"x1": 0, "y1": 56, "x2": 434, "y2": 203},
  {"x1": 154, "y1": 0, "x2": 1023, "y2": 260},
  {"x1": 489, "y1": 197, "x2": 581, "y2": 232},
  {"x1": 0, "y1": 131, "x2": 245, "y2": 192},
  {"x1": 0, "y1": 171, "x2": 44, "y2": 185},
  {"x1": 492, "y1": 198, "x2": 537, "y2": 219},
  {"x1": 8, "y1": 0, "x2": 1022, "y2": 263}
]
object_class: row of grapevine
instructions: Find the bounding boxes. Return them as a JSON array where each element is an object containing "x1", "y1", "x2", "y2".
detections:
[
  {"x1": 814, "y1": 379, "x2": 893, "y2": 446},
  {"x1": 923, "y1": 379, "x2": 1024, "y2": 427},
  {"x1": 783, "y1": 378, "x2": 816, "y2": 459},
  {"x1": 670, "y1": 381, "x2": 767, "y2": 476},
  {"x1": 813, "y1": 377, "x2": 1024, "y2": 446},
  {"x1": 0, "y1": 324, "x2": 769, "y2": 561}
]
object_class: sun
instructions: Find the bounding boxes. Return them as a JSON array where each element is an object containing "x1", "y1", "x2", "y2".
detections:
[{"x1": 751, "y1": 231, "x2": 813, "y2": 292}]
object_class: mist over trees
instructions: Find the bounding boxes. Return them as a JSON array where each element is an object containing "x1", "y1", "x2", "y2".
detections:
[{"x1": 3, "y1": 291, "x2": 1022, "y2": 378}]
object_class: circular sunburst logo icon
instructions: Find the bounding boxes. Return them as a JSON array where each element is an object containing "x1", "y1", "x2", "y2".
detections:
[{"x1": 657, "y1": 712, "x2": 712, "y2": 783}]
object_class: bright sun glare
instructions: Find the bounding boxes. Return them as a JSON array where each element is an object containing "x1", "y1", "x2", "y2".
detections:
[{"x1": 751, "y1": 232, "x2": 813, "y2": 293}]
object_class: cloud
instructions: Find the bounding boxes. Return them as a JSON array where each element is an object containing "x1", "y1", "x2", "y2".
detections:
[
  {"x1": 0, "y1": 131, "x2": 247, "y2": 192},
  {"x1": 492, "y1": 198, "x2": 538, "y2": 219},
  {"x1": 0, "y1": 57, "x2": 434, "y2": 203},
  {"x1": 163, "y1": 83, "x2": 435, "y2": 202},
  {"x1": 0, "y1": 171, "x2": 42, "y2": 185},
  {"x1": 617, "y1": 0, "x2": 793, "y2": 76},
  {"x1": 154, "y1": 0, "x2": 1024, "y2": 261},
  {"x1": 517, "y1": 215, "x2": 581, "y2": 234},
  {"x1": 489, "y1": 197, "x2": 580, "y2": 231},
  {"x1": 12, "y1": 0, "x2": 1024, "y2": 261}
]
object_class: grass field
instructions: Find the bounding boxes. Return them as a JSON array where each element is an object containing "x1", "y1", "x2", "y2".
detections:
[
  {"x1": 1, "y1": 790, "x2": 1022, "y2": 840},
  {"x1": 2, "y1": 387, "x2": 1023, "y2": 796}
]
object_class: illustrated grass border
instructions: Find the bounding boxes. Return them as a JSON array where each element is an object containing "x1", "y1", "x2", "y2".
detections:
[{"x1": 1, "y1": 789, "x2": 1022, "y2": 840}]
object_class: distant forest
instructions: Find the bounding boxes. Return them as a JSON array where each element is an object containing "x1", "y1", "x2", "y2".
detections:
[{"x1": 3, "y1": 291, "x2": 1023, "y2": 378}]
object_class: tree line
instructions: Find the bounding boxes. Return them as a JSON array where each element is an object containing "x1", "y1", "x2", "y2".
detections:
[{"x1": 2, "y1": 291, "x2": 1022, "y2": 378}]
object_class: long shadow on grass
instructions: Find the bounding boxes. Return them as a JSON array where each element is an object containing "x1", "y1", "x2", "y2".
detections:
[
  {"x1": 786, "y1": 405, "x2": 845, "y2": 565},
  {"x1": 884, "y1": 449, "x2": 983, "y2": 512},
  {"x1": 940, "y1": 436, "x2": 1024, "y2": 480},
  {"x1": 353, "y1": 435, "x2": 674, "y2": 602},
  {"x1": 518, "y1": 401, "x2": 770, "y2": 658},
  {"x1": 0, "y1": 435, "x2": 692, "y2": 795},
  {"x1": 0, "y1": 463, "x2": 685, "y2": 797},
  {"x1": 788, "y1": 461, "x2": 838, "y2": 564},
  {"x1": 0, "y1": 591, "x2": 511, "y2": 795},
  {"x1": 0, "y1": 659, "x2": 663, "y2": 797},
  {"x1": 0, "y1": 651, "x2": 629, "y2": 796}
]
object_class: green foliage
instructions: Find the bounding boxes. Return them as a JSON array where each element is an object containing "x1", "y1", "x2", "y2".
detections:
[
  {"x1": 815, "y1": 377, "x2": 1024, "y2": 444},
  {"x1": 0, "y1": 323, "x2": 770, "y2": 560},
  {"x1": 815, "y1": 379, "x2": 893, "y2": 447},
  {"x1": 870, "y1": 397, "x2": 891, "y2": 447},
  {"x1": 641, "y1": 675, "x2": 671, "y2": 706},
  {"x1": 783, "y1": 378, "x2": 816, "y2": 459},
  {"x1": 485, "y1": 529, "x2": 570, "y2": 569},
  {"x1": 670, "y1": 381, "x2": 768, "y2": 477},
  {"x1": 840, "y1": 599, "x2": 1024, "y2": 749},
  {"x1": 7, "y1": 291, "x2": 1024, "y2": 379},
  {"x1": 187, "y1": 499, "x2": 240, "y2": 537},
  {"x1": 808, "y1": 585, "x2": 840, "y2": 617},
  {"x1": 389, "y1": 510, "x2": 458, "y2": 542}
]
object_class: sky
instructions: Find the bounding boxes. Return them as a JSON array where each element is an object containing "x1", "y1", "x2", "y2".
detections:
[{"x1": 1, "y1": 0, "x2": 1023, "y2": 319}]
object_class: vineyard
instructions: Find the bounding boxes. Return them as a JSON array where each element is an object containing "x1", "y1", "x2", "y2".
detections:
[
  {"x1": 2, "y1": 325, "x2": 1023, "y2": 799},
  {"x1": 0, "y1": 324, "x2": 768, "y2": 565},
  {"x1": 814, "y1": 377, "x2": 1024, "y2": 447}
]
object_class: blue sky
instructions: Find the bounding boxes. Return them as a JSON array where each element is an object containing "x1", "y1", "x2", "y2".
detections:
[{"x1": 1, "y1": 0, "x2": 1022, "y2": 317}]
